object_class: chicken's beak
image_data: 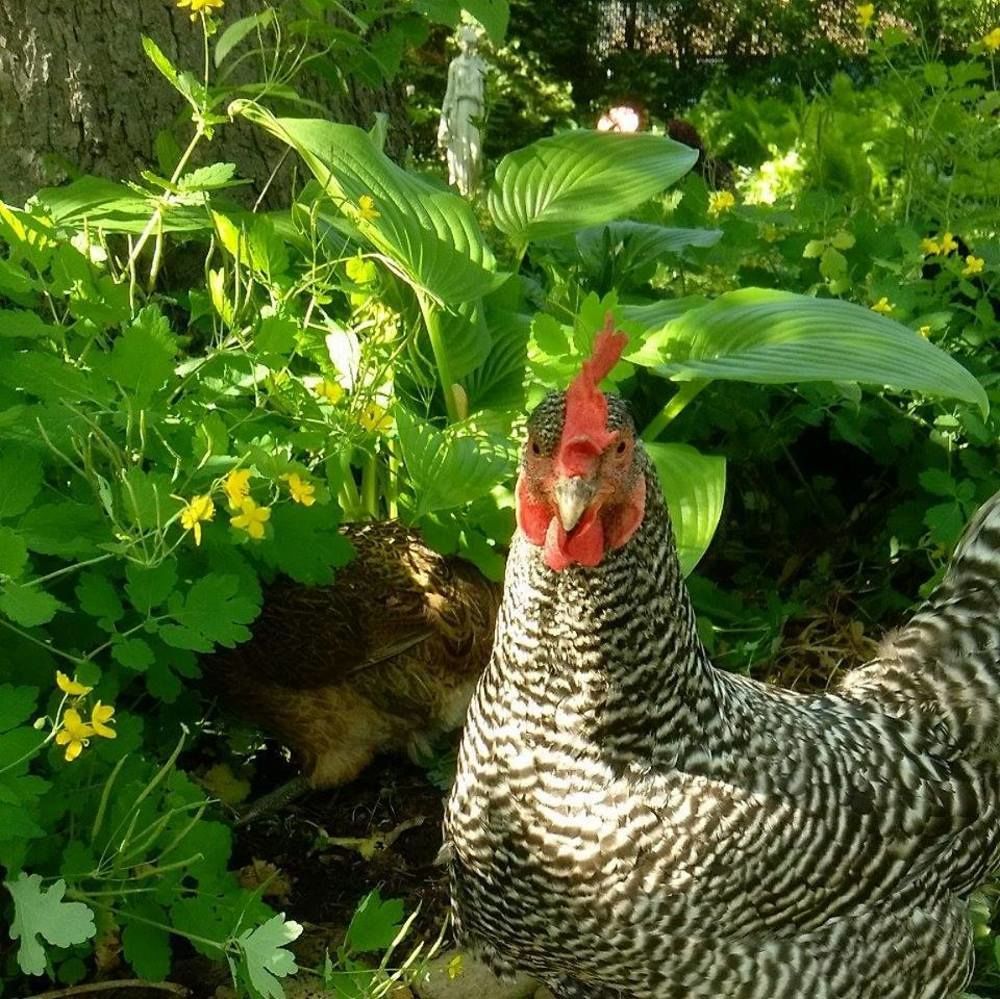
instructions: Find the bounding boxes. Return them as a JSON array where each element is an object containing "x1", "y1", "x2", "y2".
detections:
[{"x1": 554, "y1": 476, "x2": 598, "y2": 533}]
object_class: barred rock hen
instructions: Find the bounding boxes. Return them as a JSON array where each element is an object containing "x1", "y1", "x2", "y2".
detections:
[
  {"x1": 444, "y1": 323, "x2": 1000, "y2": 999},
  {"x1": 212, "y1": 521, "x2": 500, "y2": 803}
]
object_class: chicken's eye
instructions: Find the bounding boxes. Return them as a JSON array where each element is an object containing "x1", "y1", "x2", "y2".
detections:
[
  {"x1": 531, "y1": 441, "x2": 542, "y2": 456},
  {"x1": 616, "y1": 439, "x2": 628, "y2": 455}
]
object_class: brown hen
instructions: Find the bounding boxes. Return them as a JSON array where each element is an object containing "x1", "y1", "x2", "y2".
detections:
[{"x1": 210, "y1": 521, "x2": 500, "y2": 815}]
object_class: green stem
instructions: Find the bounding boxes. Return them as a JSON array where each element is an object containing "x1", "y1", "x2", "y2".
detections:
[
  {"x1": 417, "y1": 293, "x2": 460, "y2": 424},
  {"x1": 361, "y1": 453, "x2": 378, "y2": 519},
  {"x1": 25, "y1": 553, "x2": 116, "y2": 589},
  {"x1": 641, "y1": 380, "x2": 709, "y2": 442},
  {"x1": 338, "y1": 450, "x2": 364, "y2": 519},
  {"x1": 0, "y1": 619, "x2": 86, "y2": 665}
]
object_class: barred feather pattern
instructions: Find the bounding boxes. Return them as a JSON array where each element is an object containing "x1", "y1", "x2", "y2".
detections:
[{"x1": 444, "y1": 399, "x2": 1000, "y2": 999}]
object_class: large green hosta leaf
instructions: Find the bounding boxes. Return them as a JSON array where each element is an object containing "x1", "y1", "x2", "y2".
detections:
[
  {"x1": 488, "y1": 130, "x2": 699, "y2": 245},
  {"x1": 576, "y1": 221, "x2": 722, "y2": 270},
  {"x1": 646, "y1": 443, "x2": 726, "y2": 577},
  {"x1": 395, "y1": 408, "x2": 512, "y2": 517},
  {"x1": 234, "y1": 104, "x2": 500, "y2": 305},
  {"x1": 634, "y1": 288, "x2": 988, "y2": 415}
]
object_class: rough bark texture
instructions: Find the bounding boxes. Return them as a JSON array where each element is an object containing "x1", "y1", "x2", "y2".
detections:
[{"x1": 0, "y1": 0, "x2": 412, "y2": 206}]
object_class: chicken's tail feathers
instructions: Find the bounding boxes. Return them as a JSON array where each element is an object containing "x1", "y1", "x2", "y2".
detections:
[{"x1": 839, "y1": 488, "x2": 1000, "y2": 753}]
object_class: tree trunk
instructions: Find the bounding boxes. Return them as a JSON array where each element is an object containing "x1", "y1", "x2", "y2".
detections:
[{"x1": 0, "y1": 0, "x2": 412, "y2": 206}]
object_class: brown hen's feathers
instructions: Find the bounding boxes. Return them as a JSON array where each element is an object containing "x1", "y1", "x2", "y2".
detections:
[{"x1": 210, "y1": 521, "x2": 501, "y2": 789}]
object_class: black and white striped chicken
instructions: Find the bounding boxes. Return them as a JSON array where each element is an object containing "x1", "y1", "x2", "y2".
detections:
[{"x1": 444, "y1": 321, "x2": 1000, "y2": 999}]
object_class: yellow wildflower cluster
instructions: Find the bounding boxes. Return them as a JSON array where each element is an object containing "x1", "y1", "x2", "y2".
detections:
[
  {"x1": 180, "y1": 494, "x2": 214, "y2": 546},
  {"x1": 870, "y1": 297, "x2": 894, "y2": 315},
  {"x1": 354, "y1": 195, "x2": 381, "y2": 223},
  {"x1": 360, "y1": 404, "x2": 394, "y2": 433},
  {"x1": 856, "y1": 3, "x2": 875, "y2": 29},
  {"x1": 921, "y1": 232, "x2": 959, "y2": 256},
  {"x1": 179, "y1": 465, "x2": 323, "y2": 546},
  {"x1": 315, "y1": 379, "x2": 345, "y2": 405},
  {"x1": 983, "y1": 28, "x2": 1000, "y2": 52},
  {"x1": 54, "y1": 672, "x2": 116, "y2": 762},
  {"x1": 223, "y1": 469, "x2": 252, "y2": 510},
  {"x1": 708, "y1": 190, "x2": 736, "y2": 216},
  {"x1": 231, "y1": 498, "x2": 271, "y2": 539},
  {"x1": 177, "y1": 0, "x2": 224, "y2": 19},
  {"x1": 963, "y1": 255, "x2": 985, "y2": 276},
  {"x1": 282, "y1": 473, "x2": 316, "y2": 507}
]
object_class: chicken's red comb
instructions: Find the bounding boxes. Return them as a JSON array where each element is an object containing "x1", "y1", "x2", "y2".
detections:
[{"x1": 557, "y1": 314, "x2": 628, "y2": 476}]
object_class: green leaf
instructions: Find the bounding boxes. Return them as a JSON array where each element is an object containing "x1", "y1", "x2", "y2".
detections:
[
  {"x1": 60, "y1": 842, "x2": 97, "y2": 880},
  {"x1": 0, "y1": 583, "x2": 62, "y2": 627},
  {"x1": 488, "y1": 130, "x2": 698, "y2": 244},
  {"x1": 345, "y1": 891, "x2": 405, "y2": 953},
  {"x1": 925, "y1": 501, "x2": 965, "y2": 546},
  {"x1": 215, "y1": 10, "x2": 276, "y2": 66},
  {"x1": 0, "y1": 448, "x2": 42, "y2": 520},
  {"x1": 621, "y1": 296, "x2": 708, "y2": 332},
  {"x1": 0, "y1": 526, "x2": 28, "y2": 578},
  {"x1": 646, "y1": 444, "x2": 726, "y2": 576},
  {"x1": 235, "y1": 913, "x2": 302, "y2": 999},
  {"x1": 179, "y1": 163, "x2": 238, "y2": 192},
  {"x1": 635, "y1": 289, "x2": 988, "y2": 416},
  {"x1": 234, "y1": 106, "x2": 500, "y2": 305},
  {"x1": 396, "y1": 408, "x2": 512, "y2": 516},
  {"x1": 919, "y1": 468, "x2": 956, "y2": 497},
  {"x1": 0, "y1": 686, "x2": 38, "y2": 733},
  {"x1": 462, "y1": 0, "x2": 510, "y2": 42},
  {"x1": 819, "y1": 246, "x2": 847, "y2": 280},
  {"x1": 37, "y1": 176, "x2": 210, "y2": 235},
  {"x1": 0, "y1": 309, "x2": 58, "y2": 340},
  {"x1": 122, "y1": 902, "x2": 172, "y2": 981},
  {"x1": 112, "y1": 637, "x2": 156, "y2": 671},
  {"x1": 255, "y1": 506, "x2": 355, "y2": 585},
  {"x1": 110, "y1": 307, "x2": 178, "y2": 399},
  {"x1": 463, "y1": 310, "x2": 530, "y2": 413},
  {"x1": 5, "y1": 874, "x2": 96, "y2": 976},
  {"x1": 19, "y1": 503, "x2": 107, "y2": 558},
  {"x1": 126, "y1": 561, "x2": 178, "y2": 615},
  {"x1": 160, "y1": 574, "x2": 260, "y2": 652},
  {"x1": 75, "y1": 571, "x2": 124, "y2": 624},
  {"x1": 0, "y1": 350, "x2": 108, "y2": 402},
  {"x1": 575, "y1": 221, "x2": 722, "y2": 273}
]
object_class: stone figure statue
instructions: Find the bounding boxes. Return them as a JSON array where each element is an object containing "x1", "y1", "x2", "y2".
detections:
[{"x1": 438, "y1": 25, "x2": 487, "y2": 196}]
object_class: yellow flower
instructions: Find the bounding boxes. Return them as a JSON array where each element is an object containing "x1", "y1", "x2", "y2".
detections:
[
  {"x1": 90, "y1": 702, "x2": 117, "y2": 740},
  {"x1": 56, "y1": 671, "x2": 92, "y2": 697},
  {"x1": 315, "y1": 379, "x2": 344, "y2": 405},
  {"x1": 56, "y1": 708, "x2": 94, "y2": 762},
  {"x1": 282, "y1": 473, "x2": 316, "y2": 507},
  {"x1": 359, "y1": 404, "x2": 393, "y2": 433},
  {"x1": 223, "y1": 469, "x2": 252, "y2": 510},
  {"x1": 938, "y1": 231, "x2": 959, "y2": 255},
  {"x1": 231, "y1": 498, "x2": 271, "y2": 540},
  {"x1": 920, "y1": 237, "x2": 940, "y2": 255},
  {"x1": 856, "y1": 3, "x2": 875, "y2": 29},
  {"x1": 983, "y1": 27, "x2": 1000, "y2": 51},
  {"x1": 180, "y1": 494, "x2": 215, "y2": 546},
  {"x1": 871, "y1": 297, "x2": 894, "y2": 315},
  {"x1": 177, "y1": 0, "x2": 224, "y2": 19},
  {"x1": 918, "y1": 325, "x2": 932, "y2": 338},
  {"x1": 708, "y1": 190, "x2": 736, "y2": 216},
  {"x1": 356, "y1": 195, "x2": 380, "y2": 223},
  {"x1": 963, "y1": 255, "x2": 984, "y2": 276}
]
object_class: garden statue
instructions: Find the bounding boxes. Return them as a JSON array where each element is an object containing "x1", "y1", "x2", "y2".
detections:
[{"x1": 438, "y1": 25, "x2": 488, "y2": 196}]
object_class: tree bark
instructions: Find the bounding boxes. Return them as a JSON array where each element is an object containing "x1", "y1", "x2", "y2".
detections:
[{"x1": 0, "y1": 0, "x2": 412, "y2": 206}]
